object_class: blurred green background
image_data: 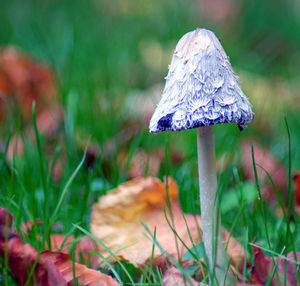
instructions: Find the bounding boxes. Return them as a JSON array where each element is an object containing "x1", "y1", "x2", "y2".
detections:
[{"x1": 1, "y1": 0, "x2": 300, "y2": 252}]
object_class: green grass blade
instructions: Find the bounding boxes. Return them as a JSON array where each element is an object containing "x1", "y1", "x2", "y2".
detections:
[
  {"x1": 283, "y1": 118, "x2": 299, "y2": 284},
  {"x1": 32, "y1": 101, "x2": 50, "y2": 248},
  {"x1": 51, "y1": 145, "x2": 87, "y2": 223},
  {"x1": 87, "y1": 251, "x2": 122, "y2": 283},
  {"x1": 251, "y1": 144, "x2": 281, "y2": 284},
  {"x1": 249, "y1": 243, "x2": 300, "y2": 266}
]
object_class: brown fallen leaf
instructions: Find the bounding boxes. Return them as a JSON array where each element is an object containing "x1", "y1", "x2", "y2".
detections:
[
  {"x1": 162, "y1": 266, "x2": 201, "y2": 286},
  {"x1": 49, "y1": 235, "x2": 101, "y2": 269},
  {"x1": 20, "y1": 220, "x2": 100, "y2": 269},
  {"x1": 241, "y1": 141, "x2": 288, "y2": 204},
  {"x1": 223, "y1": 231, "x2": 249, "y2": 274},
  {"x1": 0, "y1": 46, "x2": 57, "y2": 122},
  {"x1": 90, "y1": 177, "x2": 245, "y2": 271},
  {"x1": 250, "y1": 244, "x2": 271, "y2": 284},
  {"x1": 41, "y1": 251, "x2": 119, "y2": 286},
  {"x1": 293, "y1": 172, "x2": 300, "y2": 209},
  {"x1": 91, "y1": 177, "x2": 190, "y2": 265},
  {"x1": 0, "y1": 46, "x2": 64, "y2": 161},
  {"x1": 0, "y1": 208, "x2": 119, "y2": 286},
  {"x1": 250, "y1": 243, "x2": 300, "y2": 285}
]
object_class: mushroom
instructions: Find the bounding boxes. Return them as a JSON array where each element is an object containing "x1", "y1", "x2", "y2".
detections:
[{"x1": 149, "y1": 28, "x2": 254, "y2": 284}]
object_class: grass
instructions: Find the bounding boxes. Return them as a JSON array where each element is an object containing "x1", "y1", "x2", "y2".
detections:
[{"x1": 1, "y1": 0, "x2": 300, "y2": 284}]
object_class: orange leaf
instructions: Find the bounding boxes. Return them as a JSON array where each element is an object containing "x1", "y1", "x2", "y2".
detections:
[{"x1": 90, "y1": 177, "x2": 245, "y2": 270}]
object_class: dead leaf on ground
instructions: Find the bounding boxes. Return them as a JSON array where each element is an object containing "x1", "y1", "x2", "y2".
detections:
[
  {"x1": 91, "y1": 177, "x2": 192, "y2": 266},
  {"x1": 293, "y1": 172, "x2": 300, "y2": 214},
  {"x1": 241, "y1": 141, "x2": 288, "y2": 204},
  {"x1": 49, "y1": 235, "x2": 100, "y2": 269},
  {"x1": 41, "y1": 251, "x2": 119, "y2": 286},
  {"x1": 0, "y1": 46, "x2": 57, "y2": 122},
  {"x1": 20, "y1": 220, "x2": 100, "y2": 269},
  {"x1": 250, "y1": 243, "x2": 300, "y2": 285},
  {"x1": 0, "y1": 46, "x2": 64, "y2": 161},
  {"x1": 90, "y1": 177, "x2": 245, "y2": 271},
  {"x1": 0, "y1": 208, "x2": 119, "y2": 286},
  {"x1": 162, "y1": 266, "x2": 201, "y2": 286},
  {"x1": 223, "y1": 231, "x2": 249, "y2": 273}
]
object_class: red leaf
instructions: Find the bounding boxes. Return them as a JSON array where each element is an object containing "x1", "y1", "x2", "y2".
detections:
[
  {"x1": 250, "y1": 243, "x2": 300, "y2": 285},
  {"x1": 0, "y1": 209, "x2": 119, "y2": 286},
  {"x1": 0, "y1": 46, "x2": 57, "y2": 122},
  {"x1": 250, "y1": 243, "x2": 271, "y2": 283},
  {"x1": 293, "y1": 172, "x2": 300, "y2": 206},
  {"x1": 49, "y1": 234, "x2": 101, "y2": 269},
  {"x1": 41, "y1": 251, "x2": 119, "y2": 286}
]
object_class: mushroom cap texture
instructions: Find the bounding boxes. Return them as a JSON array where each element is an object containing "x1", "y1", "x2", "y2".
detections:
[{"x1": 149, "y1": 28, "x2": 254, "y2": 133}]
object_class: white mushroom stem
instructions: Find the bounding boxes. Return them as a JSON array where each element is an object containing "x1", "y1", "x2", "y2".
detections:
[{"x1": 197, "y1": 126, "x2": 227, "y2": 285}]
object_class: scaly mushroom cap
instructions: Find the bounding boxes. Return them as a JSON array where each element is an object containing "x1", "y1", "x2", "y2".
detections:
[{"x1": 149, "y1": 28, "x2": 254, "y2": 133}]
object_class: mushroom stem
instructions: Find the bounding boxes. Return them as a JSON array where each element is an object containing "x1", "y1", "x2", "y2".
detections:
[{"x1": 197, "y1": 126, "x2": 227, "y2": 285}]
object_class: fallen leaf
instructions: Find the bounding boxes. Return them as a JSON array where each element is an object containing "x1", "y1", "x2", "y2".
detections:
[
  {"x1": 0, "y1": 46, "x2": 57, "y2": 122},
  {"x1": 276, "y1": 251, "x2": 300, "y2": 286},
  {"x1": 241, "y1": 141, "x2": 288, "y2": 204},
  {"x1": 250, "y1": 243, "x2": 300, "y2": 285},
  {"x1": 223, "y1": 231, "x2": 248, "y2": 273},
  {"x1": 250, "y1": 244, "x2": 271, "y2": 284},
  {"x1": 41, "y1": 251, "x2": 119, "y2": 286},
  {"x1": 49, "y1": 235, "x2": 101, "y2": 269},
  {"x1": 0, "y1": 46, "x2": 64, "y2": 161},
  {"x1": 293, "y1": 172, "x2": 300, "y2": 207},
  {"x1": 161, "y1": 266, "x2": 201, "y2": 286},
  {"x1": 0, "y1": 234, "x2": 66, "y2": 286},
  {"x1": 91, "y1": 177, "x2": 191, "y2": 266},
  {"x1": 20, "y1": 221, "x2": 101, "y2": 269},
  {"x1": 0, "y1": 209, "x2": 119, "y2": 286},
  {"x1": 90, "y1": 177, "x2": 245, "y2": 272}
]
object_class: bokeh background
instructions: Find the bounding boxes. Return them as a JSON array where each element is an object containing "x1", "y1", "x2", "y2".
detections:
[{"x1": 1, "y1": 0, "x2": 300, "y2": 241}]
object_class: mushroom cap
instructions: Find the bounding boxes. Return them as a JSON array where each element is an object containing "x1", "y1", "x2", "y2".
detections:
[{"x1": 149, "y1": 28, "x2": 254, "y2": 133}]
